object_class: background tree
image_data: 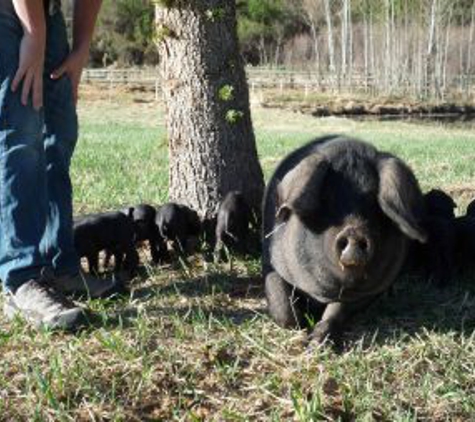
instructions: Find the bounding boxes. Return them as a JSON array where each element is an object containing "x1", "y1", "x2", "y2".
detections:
[
  {"x1": 88, "y1": 0, "x2": 158, "y2": 67},
  {"x1": 298, "y1": 0, "x2": 324, "y2": 72},
  {"x1": 155, "y1": 0, "x2": 264, "y2": 218},
  {"x1": 65, "y1": 0, "x2": 475, "y2": 99},
  {"x1": 236, "y1": 0, "x2": 303, "y2": 66}
]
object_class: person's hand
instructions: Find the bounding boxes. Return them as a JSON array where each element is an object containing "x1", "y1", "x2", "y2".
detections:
[
  {"x1": 51, "y1": 48, "x2": 89, "y2": 105},
  {"x1": 11, "y1": 33, "x2": 46, "y2": 111}
]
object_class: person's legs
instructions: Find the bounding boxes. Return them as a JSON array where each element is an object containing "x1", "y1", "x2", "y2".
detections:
[
  {"x1": 0, "y1": 4, "x2": 51, "y2": 292},
  {"x1": 0, "y1": 4, "x2": 86, "y2": 330},
  {"x1": 40, "y1": 11, "x2": 122, "y2": 299},
  {"x1": 41, "y1": 11, "x2": 80, "y2": 277}
]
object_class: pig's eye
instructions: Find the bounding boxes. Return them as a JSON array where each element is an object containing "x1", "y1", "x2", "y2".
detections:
[{"x1": 276, "y1": 205, "x2": 292, "y2": 222}]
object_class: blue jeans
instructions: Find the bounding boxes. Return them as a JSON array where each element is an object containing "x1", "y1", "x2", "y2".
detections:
[{"x1": 0, "y1": 4, "x2": 80, "y2": 292}]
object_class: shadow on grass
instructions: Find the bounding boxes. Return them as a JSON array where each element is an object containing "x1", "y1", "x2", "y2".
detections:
[
  {"x1": 81, "y1": 270, "x2": 266, "y2": 331},
  {"x1": 81, "y1": 262, "x2": 475, "y2": 349},
  {"x1": 86, "y1": 302, "x2": 266, "y2": 333},
  {"x1": 339, "y1": 274, "x2": 475, "y2": 348},
  {"x1": 132, "y1": 271, "x2": 264, "y2": 300}
]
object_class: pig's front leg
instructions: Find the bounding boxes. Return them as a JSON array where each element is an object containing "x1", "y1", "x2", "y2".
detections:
[
  {"x1": 265, "y1": 271, "x2": 305, "y2": 329},
  {"x1": 308, "y1": 297, "x2": 375, "y2": 345}
]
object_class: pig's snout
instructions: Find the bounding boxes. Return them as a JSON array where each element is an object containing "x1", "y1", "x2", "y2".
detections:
[{"x1": 335, "y1": 226, "x2": 372, "y2": 270}]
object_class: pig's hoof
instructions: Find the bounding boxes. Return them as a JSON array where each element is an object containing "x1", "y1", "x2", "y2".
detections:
[
  {"x1": 306, "y1": 321, "x2": 345, "y2": 353},
  {"x1": 307, "y1": 321, "x2": 332, "y2": 346}
]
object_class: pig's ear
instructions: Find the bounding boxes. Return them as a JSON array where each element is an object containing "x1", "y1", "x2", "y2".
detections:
[
  {"x1": 377, "y1": 156, "x2": 427, "y2": 243},
  {"x1": 276, "y1": 153, "x2": 329, "y2": 221}
]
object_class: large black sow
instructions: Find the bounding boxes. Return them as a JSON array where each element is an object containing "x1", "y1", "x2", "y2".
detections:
[{"x1": 262, "y1": 135, "x2": 427, "y2": 345}]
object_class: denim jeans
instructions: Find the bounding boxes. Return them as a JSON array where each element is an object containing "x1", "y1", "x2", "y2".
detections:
[{"x1": 0, "y1": 3, "x2": 80, "y2": 292}]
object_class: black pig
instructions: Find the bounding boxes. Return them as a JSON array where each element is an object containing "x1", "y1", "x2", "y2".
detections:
[
  {"x1": 121, "y1": 204, "x2": 166, "y2": 264},
  {"x1": 466, "y1": 199, "x2": 475, "y2": 217},
  {"x1": 412, "y1": 217, "x2": 455, "y2": 287},
  {"x1": 262, "y1": 135, "x2": 427, "y2": 345},
  {"x1": 74, "y1": 211, "x2": 139, "y2": 275},
  {"x1": 453, "y1": 206, "x2": 475, "y2": 272},
  {"x1": 155, "y1": 203, "x2": 201, "y2": 254},
  {"x1": 406, "y1": 189, "x2": 456, "y2": 287},
  {"x1": 424, "y1": 189, "x2": 456, "y2": 219},
  {"x1": 214, "y1": 191, "x2": 253, "y2": 258}
]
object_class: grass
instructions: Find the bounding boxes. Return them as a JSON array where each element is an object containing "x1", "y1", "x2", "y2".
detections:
[{"x1": 1, "y1": 84, "x2": 475, "y2": 420}]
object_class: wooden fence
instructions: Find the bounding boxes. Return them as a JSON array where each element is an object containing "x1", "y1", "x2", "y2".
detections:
[{"x1": 81, "y1": 68, "x2": 475, "y2": 100}]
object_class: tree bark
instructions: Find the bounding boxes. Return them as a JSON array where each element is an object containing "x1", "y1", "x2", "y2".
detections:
[{"x1": 155, "y1": 1, "x2": 264, "y2": 218}]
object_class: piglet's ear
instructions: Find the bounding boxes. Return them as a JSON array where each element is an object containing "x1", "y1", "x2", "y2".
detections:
[
  {"x1": 377, "y1": 156, "x2": 427, "y2": 243},
  {"x1": 276, "y1": 153, "x2": 329, "y2": 221}
]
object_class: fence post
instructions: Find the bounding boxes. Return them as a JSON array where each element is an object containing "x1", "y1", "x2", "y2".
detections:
[
  {"x1": 108, "y1": 74, "x2": 114, "y2": 102},
  {"x1": 155, "y1": 79, "x2": 160, "y2": 102}
]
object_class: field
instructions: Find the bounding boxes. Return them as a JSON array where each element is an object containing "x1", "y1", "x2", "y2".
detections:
[{"x1": 1, "y1": 85, "x2": 475, "y2": 421}]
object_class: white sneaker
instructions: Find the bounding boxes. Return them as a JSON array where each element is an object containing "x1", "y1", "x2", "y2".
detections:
[{"x1": 3, "y1": 279, "x2": 86, "y2": 331}]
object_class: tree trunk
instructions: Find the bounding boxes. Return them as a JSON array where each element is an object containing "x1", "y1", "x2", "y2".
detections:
[
  {"x1": 341, "y1": 0, "x2": 348, "y2": 78},
  {"x1": 363, "y1": 6, "x2": 369, "y2": 90},
  {"x1": 404, "y1": 0, "x2": 410, "y2": 93},
  {"x1": 390, "y1": 0, "x2": 395, "y2": 89},
  {"x1": 384, "y1": 0, "x2": 391, "y2": 92},
  {"x1": 369, "y1": 9, "x2": 375, "y2": 88},
  {"x1": 442, "y1": 6, "x2": 453, "y2": 93},
  {"x1": 324, "y1": 0, "x2": 336, "y2": 74},
  {"x1": 309, "y1": 21, "x2": 320, "y2": 72},
  {"x1": 426, "y1": 0, "x2": 438, "y2": 98},
  {"x1": 418, "y1": 28, "x2": 424, "y2": 97},
  {"x1": 467, "y1": 4, "x2": 475, "y2": 77},
  {"x1": 301, "y1": 0, "x2": 321, "y2": 74},
  {"x1": 155, "y1": 1, "x2": 264, "y2": 218},
  {"x1": 348, "y1": 0, "x2": 353, "y2": 87}
]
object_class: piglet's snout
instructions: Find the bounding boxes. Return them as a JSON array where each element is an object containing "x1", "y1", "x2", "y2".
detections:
[{"x1": 335, "y1": 226, "x2": 373, "y2": 269}]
